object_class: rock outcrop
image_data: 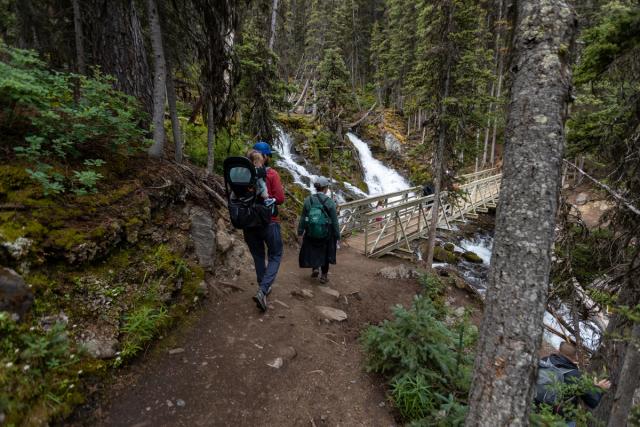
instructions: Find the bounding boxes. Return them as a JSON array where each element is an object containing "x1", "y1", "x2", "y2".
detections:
[{"x1": 0, "y1": 267, "x2": 33, "y2": 321}]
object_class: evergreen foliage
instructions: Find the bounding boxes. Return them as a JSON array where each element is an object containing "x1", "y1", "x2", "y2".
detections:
[
  {"x1": 236, "y1": 24, "x2": 289, "y2": 142},
  {"x1": 361, "y1": 275, "x2": 477, "y2": 425},
  {"x1": 0, "y1": 43, "x2": 147, "y2": 195}
]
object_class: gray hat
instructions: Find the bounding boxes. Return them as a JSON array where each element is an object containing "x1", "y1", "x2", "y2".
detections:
[{"x1": 314, "y1": 176, "x2": 331, "y2": 189}]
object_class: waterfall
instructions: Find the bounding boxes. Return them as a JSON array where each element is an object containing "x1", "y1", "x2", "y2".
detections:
[
  {"x1": 274, "y1": 129, "x2": 319, "y2": 195},
  {"x1": 274, "y1": 128, "x2": 346, "y2": 202},
  {"x1": 346, "y1": 133, "x2": 411, "y2": 195}
]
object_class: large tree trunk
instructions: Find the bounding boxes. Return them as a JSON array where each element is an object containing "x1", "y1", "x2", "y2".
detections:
[
  {"x1": 165, "y1": 60, "x2": 183, "y2": 163},
  {"x1": 206, "y1": 100, "x2": 215, "y2": 176},
  {"x1": 465, "y1": 1, "x2": 576, "y2": 425},
  {"x1": 71, "y1": 0, "x2": 85, "y2": 74},
  {"x1": 268, "y1": 0, "x2": 279, "y2": 51},
  {"x1": 147, "y1": 0, "x2": 167, "y2": 158},
  {"x1": 607, "y1": 322, "x2": 640, "y2": 427},
  {"x1": 87, "y1": 0, "x2": 153, "y2": 117}
]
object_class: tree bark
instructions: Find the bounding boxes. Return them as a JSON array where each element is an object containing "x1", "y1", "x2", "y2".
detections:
[
  {"x1": 465, "y1": 1, "x2": 576, "y2": 425},
  {"x1": 166, "y1": 60, "x2": 183, "y2": 163},
  {"x1": 72, "y1": 0, "x2": 85, "y2": 74},
  {"x1": 147, "y1": 0, "x2": 167, "y2": 158},
  {"x1": 268, "y1": 0, "x2": 279, "y2": 52},
  {"x1": 87, "y1": 0, "x2": 153, "y2": 117},
  {"x1": 607, "y1": 322, "x2": 640, "y2": 427},
  {"x1": 425, "y1": 4, "x2": 454, "y2": 269},
  {"x1": 206, "y1": 100, "x2": 215, "y2": 176}
]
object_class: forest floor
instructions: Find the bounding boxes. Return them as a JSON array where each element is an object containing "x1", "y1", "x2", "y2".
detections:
[{"x1": 70, "y1": 245, "x2": 480, "y2": 427}]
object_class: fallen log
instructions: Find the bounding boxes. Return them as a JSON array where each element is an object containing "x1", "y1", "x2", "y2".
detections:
[{"x1": 347, "y1": 102, "x2": 377, "y2": 130}]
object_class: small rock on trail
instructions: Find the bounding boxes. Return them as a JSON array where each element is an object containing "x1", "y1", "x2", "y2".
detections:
[
  {"x1": 315, "y1": 306, "x2": 348, "y2": 322},
  {"x1": 318, "y1": 286, "x2": 340, "y2": 299},
  {"x1": 291, "y1": 288, "x2": 314, "y2": 299}
]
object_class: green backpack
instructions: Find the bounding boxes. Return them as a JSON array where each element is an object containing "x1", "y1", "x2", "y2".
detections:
[{"x1": 305, "y1": 195, "x2": 332, "y2": 240}]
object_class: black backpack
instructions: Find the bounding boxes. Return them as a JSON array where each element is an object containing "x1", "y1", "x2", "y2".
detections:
[{"x1": 223, "y1": 157, "x2": 271, "y2": 229}]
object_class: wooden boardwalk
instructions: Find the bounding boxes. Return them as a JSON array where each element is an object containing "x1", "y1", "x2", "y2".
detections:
[{"x1": 338, "y1": 169, "x2": 501, "y2": 258}]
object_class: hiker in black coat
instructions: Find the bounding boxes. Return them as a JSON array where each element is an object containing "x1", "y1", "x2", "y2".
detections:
[
  {"x1": 297, "y1": 177, "x2": 340, "y2": 284},
  {"x1": 539, "y1": 342, "x2": 610, "y2": 425}
]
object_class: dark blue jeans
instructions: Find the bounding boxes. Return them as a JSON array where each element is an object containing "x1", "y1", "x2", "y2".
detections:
[{"x1": 243, "y1": 223, "x2": 283, "y2": 294}]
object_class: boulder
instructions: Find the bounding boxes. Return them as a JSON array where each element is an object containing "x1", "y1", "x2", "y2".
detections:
[
  {"x1": 383, "y1": 132, "x2": 402, "y2": 154},
  {"x1": 378, "y1": 264, "x2": 420, "y2": 280},
  {"x1": 0, "y1": 267, "x2": 33, "y2": 321},
  {"x1": 82, "y1": 337, "x2": 119, "y2": 359},
  {"x1": 443, "y1": 242, "x2": 455, "y2": 252},
  {"x1": 433, "y1": 246, "x2": 459, "y2": 264},
  {"x1": 462, "y1": 251, "x2": 483, "y2": 264},
  {"x1": 216, "y1": 218, "x2": 234, "y2": 254},
  {"x1": 575, "y1": 192, "x2": 588, "y2": 205},
  {"x1": 1, "y1": 237, "x2": 32, "y2": 260},
  {"x1": 216, "y1": 228, "x2": 234, "y2": 254},
  {"x1": 190, "y1": 207, "x2": 216, "y2": 270},
  {"x1": 315, "y1": 306, "x2": 347, "y2": 322}
]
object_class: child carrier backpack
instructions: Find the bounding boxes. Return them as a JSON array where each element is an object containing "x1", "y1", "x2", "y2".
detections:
[
  {"x1": 223, "y1": 157, "x2": 271, "y2": 229},
  {"x1": 305, "y1": 194, "x2": 331, "y2": 240},
  {"x1": 534, "y1": 358, "x2": 574, "y2": 406}
]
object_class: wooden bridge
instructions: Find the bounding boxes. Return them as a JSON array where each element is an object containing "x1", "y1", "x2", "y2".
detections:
[{"x1": 337, "y1": 168, "x2": 502, "y2": 258}]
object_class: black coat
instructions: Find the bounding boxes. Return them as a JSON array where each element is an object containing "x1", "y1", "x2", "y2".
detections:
[
  {"x1": 298, "y1": 193, "x2": 340, "y2": 268},
  {"x1": 544, "y1": 354, "x2": 603, "y2": 409}
]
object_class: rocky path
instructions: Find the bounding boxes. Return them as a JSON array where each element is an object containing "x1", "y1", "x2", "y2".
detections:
[{"x1": 82, "y1": 246, "x2": 422, "y2": 427}]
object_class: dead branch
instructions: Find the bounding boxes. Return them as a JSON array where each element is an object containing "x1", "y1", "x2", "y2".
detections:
[{"x1": 347, "y1": 102, "x2": 377, "y2": 130}]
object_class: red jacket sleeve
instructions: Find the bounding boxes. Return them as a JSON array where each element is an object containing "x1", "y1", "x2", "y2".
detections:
[{"x1": 266, "y1": 169, "x2": 285, "y2": 205}]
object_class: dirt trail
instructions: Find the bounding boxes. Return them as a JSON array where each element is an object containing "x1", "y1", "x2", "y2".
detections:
[{"x1": 82, "y1": 246, "x2": 422, "y2": 427}]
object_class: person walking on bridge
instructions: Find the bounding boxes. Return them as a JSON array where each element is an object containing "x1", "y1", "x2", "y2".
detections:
[
  {"x1": 245, "y1": 141, "x2": 285, "y2": 312},
  {"x1": 297, "y1": 177, "x2": 340, "y2": 284}
]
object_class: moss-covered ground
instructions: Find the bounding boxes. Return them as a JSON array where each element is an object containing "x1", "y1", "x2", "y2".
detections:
[{"x1": 0, "y1": 161, "x2": 209, "y2": 426}]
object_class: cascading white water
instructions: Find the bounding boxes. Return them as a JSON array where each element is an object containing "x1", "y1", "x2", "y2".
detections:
[
  {"x1": 459, "y1": 235, "x2": 493, "y2": 265},
  {"x1": 346, "y1": 133, "x2": 411, "y2": 195},
  {"x1": 274, "y1": 129, "x2": 319, "y2": 194},
  {"x1": 274, "y1": 128, "x2": 346, "y2": 203}
]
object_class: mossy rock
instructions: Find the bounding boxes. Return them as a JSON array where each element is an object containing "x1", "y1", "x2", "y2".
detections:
[
  {"x1": 443, "y1": 242, "x2": 455, "y2": 252},
  {"x1": 462, "y1": 251, "x2": 483, "y2": 264},
  {"x1": 433, "y1": 246, "x2": 459, "y2": 264}
]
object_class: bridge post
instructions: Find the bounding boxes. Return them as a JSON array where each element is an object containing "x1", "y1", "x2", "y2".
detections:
[{"x1": 364, "y1": 219, "x2": 369, "y2": 256}]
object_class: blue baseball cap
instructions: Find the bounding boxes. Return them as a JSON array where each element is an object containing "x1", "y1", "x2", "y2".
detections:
[{"x1": 253, "y1": 141, "x2": 272, "y2": 156}]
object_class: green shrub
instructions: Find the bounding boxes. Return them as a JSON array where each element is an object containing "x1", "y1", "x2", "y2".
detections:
[
  {"x1": 361, "y1": 294, "x2": 476, "y2": 425},
  {"x1": 0, "y1": 41, "x2": 148, "y2": 195}
]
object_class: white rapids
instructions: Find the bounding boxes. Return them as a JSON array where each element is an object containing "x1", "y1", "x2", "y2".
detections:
[{"x1": 346, "y1": 132, "x2": 411, "y2": 196}]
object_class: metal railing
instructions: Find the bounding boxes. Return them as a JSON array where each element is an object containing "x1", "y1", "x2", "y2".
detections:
[{"x1": 342, "y1": 172, "x2": 502, "y2": 257}]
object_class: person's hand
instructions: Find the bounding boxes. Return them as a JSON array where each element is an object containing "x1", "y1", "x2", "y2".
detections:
[
  {"x1": 297, "y1": 235, "x2": 303, "y2": 246},
  {"x1": 336, "y1": 240, "x2": 341, "y2": 250},
  {"x1": 595, "y1": 379, "x2": 611, "y2": 390}
]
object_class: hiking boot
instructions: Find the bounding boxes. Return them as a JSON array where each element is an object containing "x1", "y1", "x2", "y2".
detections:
[
  {"x1": 319, "y1": 274, "x2": 328, "y2": 284},
  {"x1": 253, "y1": 290, "x2": 267, "y2": 312},
  {"x1": 265, "y1": 286, "x2": 273, "y2": 296},
  {"x1": 311, "y1": 268, "x2": 320, "y2": 278}
]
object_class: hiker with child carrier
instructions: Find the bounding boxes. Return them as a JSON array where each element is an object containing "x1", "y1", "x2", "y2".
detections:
[
  {"x1": 223, "y1": 141, "x2": 285, "y2": 312},
  {"x1": 534, "y1": 341, "x2": 610, "y2": 425},
  {"x1": 297, "y1": 177, "x2": 340, "y2": 284}
]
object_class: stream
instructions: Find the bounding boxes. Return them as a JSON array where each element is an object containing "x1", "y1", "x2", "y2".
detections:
[{"x1": 437, "y1": 231, "x2": 602, "y2": 351}]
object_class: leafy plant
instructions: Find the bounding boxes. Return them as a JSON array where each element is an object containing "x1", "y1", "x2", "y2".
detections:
[
  {"x1": 1, "y1": 41, "x2": 148, "y2": 195},
  {"x1": 119, "y1": 305, "x2": 169, "y2": 363}
]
